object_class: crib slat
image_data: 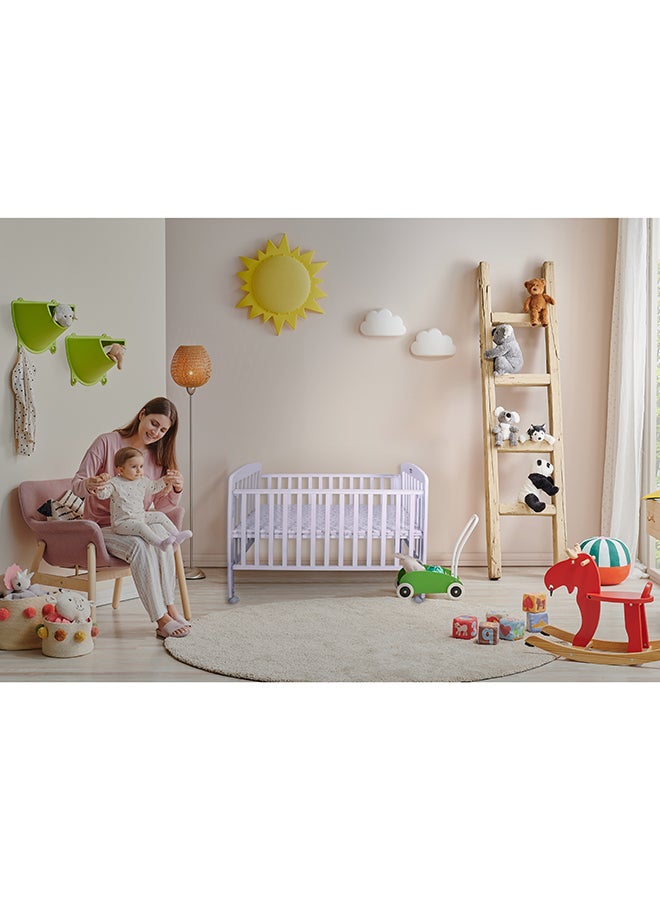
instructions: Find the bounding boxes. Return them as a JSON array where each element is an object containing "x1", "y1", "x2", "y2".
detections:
[
  {"x1": 352, "y1": 493, "x2": 359, "y2": 567},
  {"x1": 268, "y1": 493, "x2": 275, "y2": 567},
  {"x1": 366, "y1": 493, "x2": 374, "y2": 566},
  {"x1": 338, "y1": 490, "x2": 345, "y2": 567},
  {"x1": 295, "y1": 493, "x2": 303, "y2": 567},
  {"x1": 324, "y1": 493, "x2": 332, "y2": 566},
  {"x1": 310, "y1": 492, "x2": 317, "y2": 566}
]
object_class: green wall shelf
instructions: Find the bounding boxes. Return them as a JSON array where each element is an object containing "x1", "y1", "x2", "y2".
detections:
[
  {"x1": 11, "y1": 298, "x2": 76, "y2": 354},
  {"x1": 65, "y1": 334, "x2": 126, "y2": 386}
]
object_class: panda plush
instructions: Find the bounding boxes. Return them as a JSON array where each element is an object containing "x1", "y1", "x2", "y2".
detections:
[{"x1": 519, "y1": 459, "x2": 559, "y2": 512}]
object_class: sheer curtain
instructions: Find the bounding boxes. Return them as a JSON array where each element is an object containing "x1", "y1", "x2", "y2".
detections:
[{"x1": 601, "y1": 218, "x2": 650, "y2": 560}]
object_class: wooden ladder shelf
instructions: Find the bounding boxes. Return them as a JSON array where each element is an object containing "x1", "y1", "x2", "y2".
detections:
[{"x1": 478, "y1": 261, "x2": 568, "y2": 579}]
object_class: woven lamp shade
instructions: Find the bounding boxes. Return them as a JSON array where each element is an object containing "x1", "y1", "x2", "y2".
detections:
[{"x1": 170, "y1": 345, "x2": 212, "y2": 388}]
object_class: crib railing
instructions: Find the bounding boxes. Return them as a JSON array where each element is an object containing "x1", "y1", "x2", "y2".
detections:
[{"x1": 226, "y1": 463, "x2": 428, "y2": 602}]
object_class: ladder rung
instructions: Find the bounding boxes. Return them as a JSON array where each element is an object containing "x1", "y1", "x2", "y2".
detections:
[
  {"x1": 491, "y1": 312, "x2": 532, "y2": 327},
  {"x1": 496, "y1": 442, "x2": 556, "y2": 453},
  {"x1": 495, "y1": 373, "x2": 551, "y2": 386},
  {"x1": 500, "y1": 503, "x2": 556, "y2": 516}
]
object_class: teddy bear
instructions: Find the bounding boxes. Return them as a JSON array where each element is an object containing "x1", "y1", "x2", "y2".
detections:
[
  {"x1": 104, "y1": 343, "x2": 125, "y2": 370},
  {"x1": 483, "y1": 324, "x2": 523, "y2": 375},
  {"x1": 519, "y1": 459, "x2": 559, "y2": 512},
  {"x1": 523, "y1": 278, "x2": 555, "y2": 327},
  {"x1": 518, "y1": 423, "x2": 556, "y2": 446},
  {"x1": 492, "y1": 406, "x2": 520, "y2": 447}
]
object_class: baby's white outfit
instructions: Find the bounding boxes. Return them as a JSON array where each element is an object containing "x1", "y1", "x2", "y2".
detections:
[{"x1": 96, "y1": 475, "x2": 179, "y2": 548}]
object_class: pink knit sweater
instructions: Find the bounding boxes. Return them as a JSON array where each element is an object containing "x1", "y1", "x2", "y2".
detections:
[{"x1": 72, "y1": 431, "x2": 181, "y2": 528}]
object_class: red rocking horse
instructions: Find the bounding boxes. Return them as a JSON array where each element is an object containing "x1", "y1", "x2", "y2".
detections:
[{"x1": 525, "y1": 546, "x2": 659, "y2": 665}]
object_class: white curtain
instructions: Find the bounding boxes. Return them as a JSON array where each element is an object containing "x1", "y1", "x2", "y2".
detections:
[{"x1": 601, "y1": 218, "x2": 650, "y2": 559}]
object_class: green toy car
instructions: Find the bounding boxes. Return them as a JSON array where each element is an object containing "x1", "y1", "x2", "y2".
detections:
[
  {"x1": 396, "y1": 565, "x2": 464, "y2": 601},
  {"x1": 395, "y1": 514, "x2": 478, "y2": 603}
]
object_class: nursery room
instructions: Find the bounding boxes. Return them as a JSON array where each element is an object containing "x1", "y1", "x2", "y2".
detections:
[{"x1": 0, "y1": 216, "x2": 656, "y2": 682}]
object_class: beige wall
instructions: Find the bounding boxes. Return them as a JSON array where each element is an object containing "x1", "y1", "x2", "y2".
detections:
[
  {"x1": 166, "y1": 218, "x2": 618, "y2": 567},
  {"x1": 1, "y1": 219, "x2": 166, "y2": 565}
]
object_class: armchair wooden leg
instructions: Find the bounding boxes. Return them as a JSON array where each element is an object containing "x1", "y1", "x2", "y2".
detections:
[
  {"x1": 112, "y1": 577, "x2": 123, "y2": 610},
  {"x1": 87, "y1": 542, "x2": 97, "y2": 623},
  {"x1": 174, "y1": 546, "x2": 191, "y2": 621},
  {"x1": 30, "y1": 541, "x2": 46, "y2": 578}
]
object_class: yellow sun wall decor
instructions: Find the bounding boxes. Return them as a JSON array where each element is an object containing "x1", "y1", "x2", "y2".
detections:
[{"x1": 236, "y1": 234, "x2": 327, "y2": 335}]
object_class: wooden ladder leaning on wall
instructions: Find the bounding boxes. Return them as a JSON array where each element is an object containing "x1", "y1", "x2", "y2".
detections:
[{"x1": 478, "y1": 260, "x2": 568, "y2": 579}]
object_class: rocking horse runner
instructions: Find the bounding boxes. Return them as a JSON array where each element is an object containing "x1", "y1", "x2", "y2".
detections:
[{"x1": 525, "y1": 546, "x2": 660, "y2": 666}]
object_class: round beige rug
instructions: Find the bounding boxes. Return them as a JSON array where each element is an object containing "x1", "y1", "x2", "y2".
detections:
[{"x1": 164, "y1": 596, "x2": 555, "y2": 682}]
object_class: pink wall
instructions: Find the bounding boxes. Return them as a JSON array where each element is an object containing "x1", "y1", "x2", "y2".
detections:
[{"x1": 166, "y1": 218, "x2": 617, "y2": 567}]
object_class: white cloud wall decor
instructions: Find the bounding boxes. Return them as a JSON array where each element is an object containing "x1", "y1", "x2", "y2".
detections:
[
  {"x1": 359, "y1": 308, "x2": 407, "y2": 337},
  {"x1": 410, "y1": 328, "x2": 456, "y2": 358}
]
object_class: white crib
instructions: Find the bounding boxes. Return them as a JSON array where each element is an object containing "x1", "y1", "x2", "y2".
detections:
[{"x1": 226, "y1": 462, "x2": 428, "y2": 603}]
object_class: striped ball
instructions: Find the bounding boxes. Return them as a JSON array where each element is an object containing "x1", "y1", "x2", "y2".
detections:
[{"x1": 579, "y1": 536, "x2": 631, "y2": 585}]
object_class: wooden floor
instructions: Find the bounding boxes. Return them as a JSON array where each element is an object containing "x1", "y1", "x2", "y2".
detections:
[{"x1": 2, "y1": 566, "x2": 659, "y2": 681}]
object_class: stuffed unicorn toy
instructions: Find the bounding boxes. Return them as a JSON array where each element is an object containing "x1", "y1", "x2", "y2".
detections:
[{"x1": 1, "y1": 564, "x2": 44, "y2": 599}]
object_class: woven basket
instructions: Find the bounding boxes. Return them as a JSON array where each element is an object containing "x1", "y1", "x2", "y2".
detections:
[
  {"x1": 0, "y1": 596, "x2": 46, "y2": 650},
  {"x1": 39, "y1": 619, "x2": 95, "y2": 658}
]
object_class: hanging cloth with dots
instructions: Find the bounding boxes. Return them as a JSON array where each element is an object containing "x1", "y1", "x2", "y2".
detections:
[{"x1": 11, "y1": 346, "x2": 37, "y2": 455}]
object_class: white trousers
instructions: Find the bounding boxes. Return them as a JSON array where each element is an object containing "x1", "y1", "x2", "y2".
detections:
[
  {"x1": 102, "y1": 524, "x2": 176, "y2": 622},
  {"x1": 112, "y1": 510, "x2": 178, "y2": 547}
]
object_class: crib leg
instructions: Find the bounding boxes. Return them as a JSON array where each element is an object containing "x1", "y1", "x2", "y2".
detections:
[
  {"x1": 227, "y1": 563, "x2": 239, "y2": 604},
  {"x1": 226, "y1": 536, "x2": 240, "y2": 603}
]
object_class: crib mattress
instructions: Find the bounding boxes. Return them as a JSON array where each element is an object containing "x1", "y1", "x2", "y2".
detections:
[{"x1": 232, "y1": 502, "x2": 423, "y2": 540}]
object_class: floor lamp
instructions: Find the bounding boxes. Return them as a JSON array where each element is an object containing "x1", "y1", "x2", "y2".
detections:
[{"x1": 170, "y1": 345, "x2": 212, "y2": 580}]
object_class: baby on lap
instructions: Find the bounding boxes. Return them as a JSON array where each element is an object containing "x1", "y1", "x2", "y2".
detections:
[{"x1": 94, "y1": 447, "x2": 192, "y2": 551}]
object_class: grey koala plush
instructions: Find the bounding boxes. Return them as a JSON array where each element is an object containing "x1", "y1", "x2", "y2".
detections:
[
  {"x1": 483, "y1": 324, "x2": 523, "y2": 375},
  {"x1": 492, "y1": 406, "x2": 520, "y2": 447}
]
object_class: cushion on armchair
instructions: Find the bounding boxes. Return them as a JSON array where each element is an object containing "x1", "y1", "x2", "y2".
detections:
[{"x1": 38, "y1": 489, "x2": 85, "y2": 520}]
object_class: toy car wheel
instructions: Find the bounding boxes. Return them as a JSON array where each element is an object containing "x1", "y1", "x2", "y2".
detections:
[
  {"x1": 448, "y1": 583, "x2": 463, "y2": 599},
  {"x1": 397, "y1": 583, "x2": 414, "y2": 600}
]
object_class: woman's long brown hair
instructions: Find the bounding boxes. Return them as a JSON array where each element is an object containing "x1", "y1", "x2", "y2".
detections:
[{"x1": 116, "y1": 397, "x2": 179, "y2": 472}]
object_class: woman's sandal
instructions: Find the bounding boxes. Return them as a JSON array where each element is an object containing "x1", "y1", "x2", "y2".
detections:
[{"x1": 156, "y1": 618, "x2": 191, "y2": 640}]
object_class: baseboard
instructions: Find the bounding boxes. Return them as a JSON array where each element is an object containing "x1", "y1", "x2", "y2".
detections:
[{"x1": 197, "y1": 551, "x2": 556, "y2": 569}]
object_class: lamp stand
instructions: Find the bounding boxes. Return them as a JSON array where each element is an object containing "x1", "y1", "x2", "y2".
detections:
[{"x1": 184, "y1": 386, "x2": 205, "y2": 580}]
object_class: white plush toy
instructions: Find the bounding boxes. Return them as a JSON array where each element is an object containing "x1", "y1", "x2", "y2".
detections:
[
  {"x1": 518, "y1": 423, "x2": 556, "y2": 446},
  {"x1": 1, "y1": 564, "x2": 43, "y2": 599},
  {"x1": 52, "y1": 589, "x2": 91, "y2": 623},
  {"x1": 492, "y1": 406, "x2": 520, "y2": 447},
  {"x1": 52, "y1": 303, "x2": 77, "y2": 328},
  {"x1": 519, "y1": 459, "x2": 559, "y2": 513},
  {"x1": 394, "y1": 552, "x2": 426, "y2": 573}
]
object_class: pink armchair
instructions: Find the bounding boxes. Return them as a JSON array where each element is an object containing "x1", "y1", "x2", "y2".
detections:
[{"x1": 17, "y1": 478, "x2": 190, "y2": 620}]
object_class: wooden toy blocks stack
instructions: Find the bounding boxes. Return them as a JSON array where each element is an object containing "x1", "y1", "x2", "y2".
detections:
[{"x1": 523, "y1": 592, "x2": 549, "y2": 632}]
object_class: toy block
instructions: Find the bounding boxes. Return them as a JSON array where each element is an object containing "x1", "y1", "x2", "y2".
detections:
[
  {"x1": 477, "y1": 621, "x2": 499, "y2": 645},
  {"x1": 452, "y1": 615, "x2": 478, "y2": 640},
  {"x1": 522, "y1": 592, "x2": 546, "y2": 613},
  {"x1": 526, "y1": 611, "x2": 549, "y2": 633},
  {"x1": 498, "y1": 617, "x2": 525, "y2": 640},
  {"x1": 486, "y1": 610, "x2": 507, "y2": 623}
]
